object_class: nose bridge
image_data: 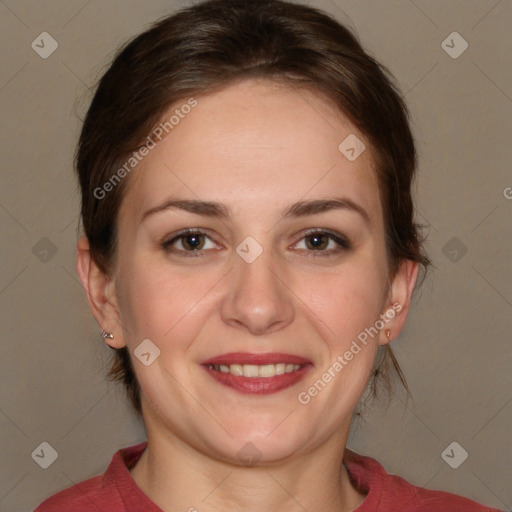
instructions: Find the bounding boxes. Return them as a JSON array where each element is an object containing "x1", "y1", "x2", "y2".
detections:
[
  {"x1": 235, "y1": 244, "x2": 279, "y2": 298},
  {"x1": 219, "y1": 237, "x2": 295, "y2": 334}
]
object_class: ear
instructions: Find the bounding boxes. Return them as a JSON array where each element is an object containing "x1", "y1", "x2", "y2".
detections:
[
  {"x1": 377, "y1": 259, "x2": 419, "y2": 346},
  {"x1": 76, "y1": 235, "x2": 126, "y2": 349}
]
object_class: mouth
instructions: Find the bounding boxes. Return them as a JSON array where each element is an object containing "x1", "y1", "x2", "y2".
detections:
[{"x1": 201, "y1": 352, "x2": 313, "y2": 394}]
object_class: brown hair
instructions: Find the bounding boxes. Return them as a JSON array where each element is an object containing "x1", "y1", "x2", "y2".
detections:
[{"x1": 76, "y1": 0, "x2": 430, "y2": 415}]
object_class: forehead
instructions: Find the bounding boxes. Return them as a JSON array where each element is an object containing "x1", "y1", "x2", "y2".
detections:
[{"x1": 121, "y1": 79, "x2": 382, "y2": 225}]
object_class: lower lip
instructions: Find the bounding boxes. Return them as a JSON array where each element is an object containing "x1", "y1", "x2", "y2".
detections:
[{"x1": 202, "y1": 364, "x2": 312, "y2": 394}]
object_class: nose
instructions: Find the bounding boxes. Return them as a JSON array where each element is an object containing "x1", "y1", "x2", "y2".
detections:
[{"x1": 219, "y1": 245, "x2": 295, "y2": 335}]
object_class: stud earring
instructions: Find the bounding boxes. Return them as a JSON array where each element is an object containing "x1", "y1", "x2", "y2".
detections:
[
  {"x1": 385, "y1": 329, "x2": 391, "y2": 339},
  {"x1": 101, "y1": 329, "x2": 114, "y2": 340}
]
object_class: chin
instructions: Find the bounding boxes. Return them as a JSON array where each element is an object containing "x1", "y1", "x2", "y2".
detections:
[{"x1": 203, "y1": 421, "x2": 307, "y2": 466}]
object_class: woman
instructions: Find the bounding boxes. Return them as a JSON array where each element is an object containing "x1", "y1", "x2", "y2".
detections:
[{"x1": 35, "y1": 0, "x2": 503, "y2": 510}]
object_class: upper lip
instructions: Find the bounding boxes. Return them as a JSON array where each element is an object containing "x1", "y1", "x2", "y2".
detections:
[{"x1": 201, "y1": 352, "x2": 311, "y2": 366}]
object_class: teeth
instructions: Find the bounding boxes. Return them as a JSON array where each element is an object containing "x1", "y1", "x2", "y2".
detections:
[
  {"x1": 259, "y1": 364, "x2": 275, "y2": 377},
  {"x1": 210, "y1": 363, "x2": 302, "y2": 377},
  {"x1": 243, "y1": 364, "x2": 259, "y2": 377},
  {"x1": 230, "y1": 364, "x2": 244, "y2": 376},
  {"x1": 275, "y1": 363, "x2": 286, "y2": 375}
]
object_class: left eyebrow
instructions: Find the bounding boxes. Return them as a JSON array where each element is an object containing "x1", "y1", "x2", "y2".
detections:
[
  {"x1": 140, "y1": 197, "x2": 371, "y2": 227},
  {"x1": 281, "y1": 198, "x2": 371, "y2": 227}
]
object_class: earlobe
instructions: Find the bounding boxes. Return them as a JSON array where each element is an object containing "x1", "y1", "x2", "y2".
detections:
[
  {"x1": 378, "y1": 260, "x2": 419, "y2": 345},
  {"x1": 76, "y1": 236, "x2": 126, "y2": 349}
]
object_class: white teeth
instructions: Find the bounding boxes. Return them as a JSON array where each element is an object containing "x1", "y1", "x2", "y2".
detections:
[
  {"x1": 230, "y1": 364, "x2": 244, "y2": 376},
  {"x1": 243, "y1": 364, "x2": 259, "y2": 377},
  {"x1": 275, "y1": 363, "x2": 286, "y2": 375},
  {"x1": 211, "y1": 363, "x2": 302, "y2": 377},
  {"x1": 259, "y1": 364, "x2": 275, "y2": 377}
]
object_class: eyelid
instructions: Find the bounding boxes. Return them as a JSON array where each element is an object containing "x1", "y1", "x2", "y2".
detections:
[
  {"x1": 162, "y1": 228, "x2": 220, "y2": 256},
  {"x1": 290, "y1": 228, "x2": 351, "y2": 253},
  {"x1": 162, "y1": 227, "x2": 350, "y2": 257}
]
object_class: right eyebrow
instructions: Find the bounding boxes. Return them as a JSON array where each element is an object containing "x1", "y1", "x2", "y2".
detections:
[
  {"x1": 141, "y1": 199, "x2": 231, "y2": 223},
  {"x1": 140, "y1": 197, "x2": 371, "y2": 228}
]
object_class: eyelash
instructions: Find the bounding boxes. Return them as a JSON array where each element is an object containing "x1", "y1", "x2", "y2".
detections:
[{"x1": 161, "y1": 228, "x2": 351, "y2": 258}]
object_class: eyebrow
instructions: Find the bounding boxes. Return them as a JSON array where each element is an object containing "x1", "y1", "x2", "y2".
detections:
[{"x1": 140, "y1": 197, "x2": 371, "y2": 226}]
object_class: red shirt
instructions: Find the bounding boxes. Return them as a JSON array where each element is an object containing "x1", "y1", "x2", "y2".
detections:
[{"x1": 34, "y1": 442, "x2": 503, "y2": 511}]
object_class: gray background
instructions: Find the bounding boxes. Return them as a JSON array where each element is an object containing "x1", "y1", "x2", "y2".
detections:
[{"x1": 0, "y1": 1, "x2": 510, "y2": 511}]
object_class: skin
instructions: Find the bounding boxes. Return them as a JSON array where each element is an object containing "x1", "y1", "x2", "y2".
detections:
[{"x1": 77, "y1": 78, "x2": 418, "y2": 512}]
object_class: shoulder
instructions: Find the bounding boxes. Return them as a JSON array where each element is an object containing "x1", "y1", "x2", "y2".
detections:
[
  {"x1": 33, "y1": 442, "x2": 149, "y2": 512},
  {"x1": 379, "y1": 471, "x2": 502, "y2": 512},
  {"x1": 33, "y1": 474, "x2": 104, "y2": 511},
  {"x1": 344, "y1": 448, "x2": 503, "y2": 512}
]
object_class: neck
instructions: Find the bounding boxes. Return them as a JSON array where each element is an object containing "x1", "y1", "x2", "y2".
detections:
[{"x1": 130, "y1": 415, "x2": 366, "y2": 512}]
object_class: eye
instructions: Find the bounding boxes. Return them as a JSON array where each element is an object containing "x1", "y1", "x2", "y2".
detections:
[
  {"x1": 162, "y1": 229, "x2": 218, "y2": 257},
  {"x1": 292, "y1": 229, "x2": 351, "y2": 256},
  {"x1": 162, "y1": 228, "x2": 350, "y2": 258}
]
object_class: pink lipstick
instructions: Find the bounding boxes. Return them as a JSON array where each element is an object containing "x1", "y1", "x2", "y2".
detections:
[{"x1": 201, "y1": 352, "x2": 313, "y2": 394}]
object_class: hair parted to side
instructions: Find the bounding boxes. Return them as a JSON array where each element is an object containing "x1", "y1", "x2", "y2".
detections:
[{"x1": 76, "y1": 0, "x2": 430, "y2": 415}]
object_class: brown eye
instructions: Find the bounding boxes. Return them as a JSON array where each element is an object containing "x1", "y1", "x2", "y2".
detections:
[
  {"x1": 305, "y1": 233, "x2": 329, "y2": 250},
  {"x1": 180, "y1": 233, "x2": 206, "y2": 250},
  {"x1": 294, "y1": 229, "x2": 351, "y2": 256},
  {"x1": 162, "y1": 229, "x2": 217, "y2": 256}
]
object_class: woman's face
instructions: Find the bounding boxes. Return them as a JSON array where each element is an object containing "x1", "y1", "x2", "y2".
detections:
[{"x1": 108, "y1": 79, "x2": 408, "y2": 463}]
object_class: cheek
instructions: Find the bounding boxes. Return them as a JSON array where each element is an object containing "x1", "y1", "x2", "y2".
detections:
[
  {"x1": 301, "y1": 258, "x2": 387, "y2": 341},
  {"x1": 293, "y1": 264, "x2": 385, "y2": 426},
  {"x1": 117, "y1": 258, "x2": 218, "y2": 345}
]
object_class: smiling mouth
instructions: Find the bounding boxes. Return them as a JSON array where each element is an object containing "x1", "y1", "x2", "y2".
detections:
[
  {"x1": 205, "y1": 363, "x2": 303, "y2": 378},
  {"x1": 201, "y1": 353, "x2": 312, "y2": 394}
]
